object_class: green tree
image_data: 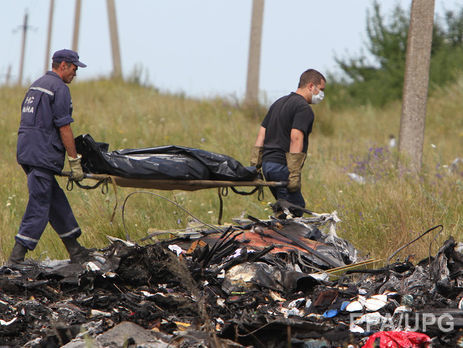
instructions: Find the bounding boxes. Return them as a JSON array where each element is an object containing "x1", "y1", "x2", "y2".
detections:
[{"x1": 328, "y1": 1, "x2": 463, "y2": 108}]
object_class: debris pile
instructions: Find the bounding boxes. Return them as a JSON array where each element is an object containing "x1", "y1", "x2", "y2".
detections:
[{"x1": 1, "y1": 213, "x2": 463, "y2": 347}]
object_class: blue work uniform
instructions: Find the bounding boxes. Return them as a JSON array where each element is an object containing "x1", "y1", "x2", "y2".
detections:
[{"x1": 15, "y1": 71, "x2": 81, "y2": 250}]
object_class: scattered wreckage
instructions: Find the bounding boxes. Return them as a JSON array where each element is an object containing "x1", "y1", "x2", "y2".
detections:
[
  {"x1": 2, "y1": 136, "x2": 462, "y2": 347},
  {"x1": 1, "y1": 210, "x2": 463, "y2": 347}
]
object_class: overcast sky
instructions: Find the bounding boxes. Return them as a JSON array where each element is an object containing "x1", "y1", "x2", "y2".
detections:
[{"x1": 1, "y1": 0, "x2": 460, "y2": 102}]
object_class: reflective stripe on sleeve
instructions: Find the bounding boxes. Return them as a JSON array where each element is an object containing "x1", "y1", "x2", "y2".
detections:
[{"x1": 30, "y1": 86, "x2": 54, "y2": 96}]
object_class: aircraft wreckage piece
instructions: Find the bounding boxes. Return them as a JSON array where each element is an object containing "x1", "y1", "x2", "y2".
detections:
[{"x1": 1, "y1": 226, "x2": 463, "y2": 346}]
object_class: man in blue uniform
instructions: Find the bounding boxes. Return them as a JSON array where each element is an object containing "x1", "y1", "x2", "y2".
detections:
[
  {"x1": 8, "y1": 49, "x2": 91, "y2": 265},
  {"x1": 250, "y1": 69, "x2": 326, "y2": 217}
]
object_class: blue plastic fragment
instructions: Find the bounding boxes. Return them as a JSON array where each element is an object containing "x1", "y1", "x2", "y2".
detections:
[
  {"x1": 340, "y1": 300, "x2": 350, "y2": 311},
  {"x1": 323, "y1": 309, "x2": 338, "y2": 318}
]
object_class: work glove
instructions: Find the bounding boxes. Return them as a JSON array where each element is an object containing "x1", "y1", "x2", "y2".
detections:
[
  {"x1": 285, "y1": 152, "x2": 306, "y2": 192},
  {"x1": 250, "y1": 146, "x2": 264, "y2": 168},
  {"x1": 68, "y1": 154, "x2": 85, "y2": 181},
  {"x1": 250, "y1": 145, "x2": 264, "y2": 178}
]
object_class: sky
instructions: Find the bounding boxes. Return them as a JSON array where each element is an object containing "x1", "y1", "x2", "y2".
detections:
[{"x1": 1, "y1": 0, "x2": 461, "y2": 103}]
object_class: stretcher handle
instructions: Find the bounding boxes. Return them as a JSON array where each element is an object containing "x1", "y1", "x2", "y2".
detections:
[
  {"x1": 59, "y1": 171, "x2": 110, "y2": 191},
  {"x1": 59, "y1": 171, "x2": 108, "y2": 180}
]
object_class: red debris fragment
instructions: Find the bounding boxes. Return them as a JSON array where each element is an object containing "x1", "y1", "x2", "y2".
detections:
[{"x1": 362, "y1": 331, "x2": 431, "y2": 348}]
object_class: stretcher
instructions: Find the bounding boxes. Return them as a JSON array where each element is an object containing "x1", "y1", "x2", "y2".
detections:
[{"x1": 61, "y1": 172, "x2": 287, "y2": 225}]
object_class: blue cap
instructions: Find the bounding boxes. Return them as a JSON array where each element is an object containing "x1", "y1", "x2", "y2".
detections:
[{"x1": 52, "y1": 49, "x2": 87, "y2": 68}]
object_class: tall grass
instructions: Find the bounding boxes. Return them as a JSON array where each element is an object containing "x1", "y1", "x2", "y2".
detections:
[{"x1": 1, "y1": 77, "x2": 462, "y2": 263}]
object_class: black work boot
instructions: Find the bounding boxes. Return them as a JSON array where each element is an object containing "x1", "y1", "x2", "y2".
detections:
[
  {"x1": 62, "y1": 237, "x2": 92, "y2": 264},
  {"x1": 7, "y1": 241, "x2": 28, "y2": 265}
]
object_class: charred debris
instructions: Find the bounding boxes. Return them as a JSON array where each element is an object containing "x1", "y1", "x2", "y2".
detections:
[{"x1": 1, "y1": 213, "x2": 463, "y2": 347}]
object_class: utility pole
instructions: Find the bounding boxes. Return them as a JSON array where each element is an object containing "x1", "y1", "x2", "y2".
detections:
[
  {"x1": 5, "y1": 65, "x2": 12, "y2": 86},
  {"x1": 398, "y1": 0, "x2": 435, "y2": 173},
  {"x1": 18, "y1": 11, "x2": 29, "y2": 86},
  {"x1": 106, "y1": 0, "x2": 122, "y2": 78},
  {"x1": 244, "y1": 0, "x2": 264, "y2": 106},
  {"x1": 44, "y1": 0, "x2": 55, "y2": 73},
  {"x1": 72, "y1": 0, "x2": 82, "y2": 52}
]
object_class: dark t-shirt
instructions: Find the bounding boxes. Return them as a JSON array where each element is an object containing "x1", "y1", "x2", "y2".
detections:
[{"x1": 261, "y1": 92, "x2": 314, "y2": 164}]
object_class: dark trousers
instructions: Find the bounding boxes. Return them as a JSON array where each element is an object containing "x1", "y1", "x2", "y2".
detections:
[
  {"x1": 262, "y1": 161, "x2": 305, "y2": 208},
  {"x1": 16, "y1": 166, "x2": 81, "y2": 250}
]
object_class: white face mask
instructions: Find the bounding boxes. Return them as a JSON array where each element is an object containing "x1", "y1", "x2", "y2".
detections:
[{"x1": 311, "y1": 90, "x2": 324, "y2": 104}]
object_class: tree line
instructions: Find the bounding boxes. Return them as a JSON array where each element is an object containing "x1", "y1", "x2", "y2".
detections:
[{"x1": 327, "y1": 1, "x2": 463, "y2": 108}]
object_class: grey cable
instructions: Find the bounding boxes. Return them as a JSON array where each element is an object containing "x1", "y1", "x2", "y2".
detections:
[{"x1": 121, "y1": 190, "x2": 224, "y2": 241}]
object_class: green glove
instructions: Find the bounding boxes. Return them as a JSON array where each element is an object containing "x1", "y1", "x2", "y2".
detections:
[
  {"x1": 285, "y1": 152, "x2": 306, "y2": 192},
  {"x1": 250, "y1": 146, "x2": 264, "y2": 169},
  {"x1": 68, "y1": 154, "x2": 84, "y2": 181}
]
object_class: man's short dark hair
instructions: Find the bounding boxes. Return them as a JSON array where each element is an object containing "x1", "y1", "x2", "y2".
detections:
[
  {"x1": 298, "y1": 69, "x2": 326, "y2": 88},
  {"x1": 52, "y1": 61, "x2": 72, "y2": 69}
]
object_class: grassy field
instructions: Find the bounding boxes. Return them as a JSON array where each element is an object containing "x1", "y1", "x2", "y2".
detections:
[{"x1": 1, "y1": 77, "x2": 462, "y2": 264}]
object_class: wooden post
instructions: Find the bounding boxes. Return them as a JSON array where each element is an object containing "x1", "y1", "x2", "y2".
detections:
[
  {"x1": 398, "y1": 0, "x2": 435, "y2": 173},
  {"x1": 18, "y1": 11, "x2": 28, "y2": 86},
  {"x1": 245, "y1": 0, "x2": 264, "y2": 106},
  {"x1": 44, "y1": 0, "x2": 55, "y2": 73},
  {"x1": 72, "y1": 0, "x2": 81, "y2": 52},
  {"x1": 106, "y1": 0, "x2": 122, "y2": 78},
  {"x1": 6, "y1": 65, "x2": 12, "y2": 86}
]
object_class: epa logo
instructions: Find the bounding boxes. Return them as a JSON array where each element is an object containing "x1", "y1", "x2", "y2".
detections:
[{"x1": 350, "y1": 312, "x2": 454, "y2": 333}]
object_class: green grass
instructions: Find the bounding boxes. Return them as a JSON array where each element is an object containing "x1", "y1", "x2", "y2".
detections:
[{"x1": 1, "y1": 77, "x2": 462, "y2": 263}]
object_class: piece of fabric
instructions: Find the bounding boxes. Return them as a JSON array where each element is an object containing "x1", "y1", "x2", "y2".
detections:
[
  {"x1": 261, "y1": 92, "x2": 314, "y2": 164},
  {"x1": 15, "y1": 166, "x2": 81, "y2": 250},
  {"x1": 262, "y1": 161, "x2": 305, "y2": 211},
  {"x1": 17, "y1": 71, "x2": 74, "y2": 173}
]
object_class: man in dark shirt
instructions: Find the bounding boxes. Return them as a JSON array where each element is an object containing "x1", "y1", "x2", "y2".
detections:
[
  {"x1": 251, "y1": 69, "x2": 326, "y2": 216},
  {"x1": 8, "y1": 49, "x2": 92, "y2": 265}
]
